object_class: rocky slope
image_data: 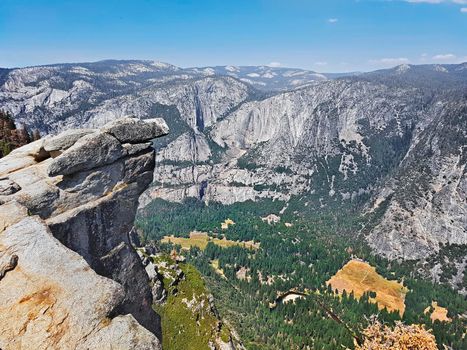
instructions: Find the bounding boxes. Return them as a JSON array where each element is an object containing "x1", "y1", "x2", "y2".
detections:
[
  {"x1": 0, "y1": 117, "x2": 168, "y2": 349},
  {"x1": 135, "y1": 248, "x2": 243, "y2": 350},
  {"x1": 367, "y1": 98, "x2": 467, "y2": 260},
  {"x1": 0, "y1": 60, "x2": 466, "y2": 263},
  {"x1": 352, "y1": 62, "x2": 467, "y2": 90}
]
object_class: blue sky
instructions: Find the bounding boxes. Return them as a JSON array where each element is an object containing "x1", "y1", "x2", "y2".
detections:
[{"x1": 1, "y1": 0, "x2": 466, "y2": 71}]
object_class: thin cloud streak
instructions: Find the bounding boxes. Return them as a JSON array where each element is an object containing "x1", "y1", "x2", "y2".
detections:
[
  {"x1": 267, "y1": 62, "x2": 282, "y2": 67},
  {"x1": 370, "y1": 57, "x2": 410, "y2": 66},
  {"x1": 432, "y1": 53, "x2": 456, "y2": 60}
]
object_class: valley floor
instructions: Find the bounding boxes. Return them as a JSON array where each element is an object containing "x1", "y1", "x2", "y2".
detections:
[{"x1": 137, "y1": 198, "x2": 467, "y2": 350}]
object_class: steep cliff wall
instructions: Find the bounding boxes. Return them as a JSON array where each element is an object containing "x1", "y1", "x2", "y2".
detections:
[
  {"x1": 0, "y1": 117, "x2": 168, "y2": 349},
  {"x1": 367, "y1": 100, "x2": 467, "y2": 260}
]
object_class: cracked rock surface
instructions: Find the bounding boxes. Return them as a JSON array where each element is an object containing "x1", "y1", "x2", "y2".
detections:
[{"x1": 0, "y1": 117, "x2": 168, "y2": 350}]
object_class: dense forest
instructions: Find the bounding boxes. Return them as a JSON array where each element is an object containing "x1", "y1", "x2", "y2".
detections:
[{"x1": 137, "y1": 198, "x2": 466, "y2": 350}]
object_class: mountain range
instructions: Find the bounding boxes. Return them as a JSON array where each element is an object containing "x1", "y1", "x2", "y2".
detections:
[{"x1": 0, "y1": 59, "x2": 466, "y2": 272}]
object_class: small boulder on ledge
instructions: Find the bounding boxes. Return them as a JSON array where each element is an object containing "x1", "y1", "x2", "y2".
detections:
[{"x1": 102, "y1": 117, "x2": 169, "y2": 144}]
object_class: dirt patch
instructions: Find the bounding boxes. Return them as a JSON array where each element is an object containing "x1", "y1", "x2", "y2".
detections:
[
  {"x1": 221, "y1": 219, "x2": 235, "y2": 230},
  {"x1": 236, "y1": 266, "x2": 250, "y2": 281},
  {"x1": 327, "y1": 259, "x2": 408, "y2": 316},
  {"x1": 424, "y1": 301, "x2": 451, "y2": 323}
]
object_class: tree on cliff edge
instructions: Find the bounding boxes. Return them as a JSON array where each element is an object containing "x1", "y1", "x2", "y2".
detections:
[{"x1": 0, "y1": 110, "x2": 36, "y2": 158}]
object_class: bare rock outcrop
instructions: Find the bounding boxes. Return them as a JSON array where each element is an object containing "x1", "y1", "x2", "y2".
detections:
[
  {"x1": 0, "y1": 117, "x2": 168, "y2": 349},
  {"x1": 367, "y1": 100, "x2": 467, "y2": 260}
]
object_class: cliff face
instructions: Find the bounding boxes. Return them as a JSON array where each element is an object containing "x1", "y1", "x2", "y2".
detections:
[
  {"x1": 367, "y1": 100, "x2": 467, "y2": 260},
  {"x1": 0, "y1": 117, "x2": 168, "y2": 349},
  {"x1": 149, "y1": 79, "x2": 426, "y2": 205}
]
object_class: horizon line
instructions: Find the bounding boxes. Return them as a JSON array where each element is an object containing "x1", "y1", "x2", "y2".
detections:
[{"x1": 1, "y1": 58, "x2": 466, "y2": 75}]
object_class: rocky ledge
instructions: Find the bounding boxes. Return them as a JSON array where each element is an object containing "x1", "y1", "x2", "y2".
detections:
[{"x1": 0, "y1": 117, "x2": 168, "y2": 350}]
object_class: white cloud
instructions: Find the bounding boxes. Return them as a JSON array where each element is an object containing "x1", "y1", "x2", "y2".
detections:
[
  {"x1": 402, "y1": 0, "x2": 467, "y2": 4},
  {"x1": 432, "y1": 53, "x2": 457, "y2": 60},
  {"x1": 404, "y1": 0, "x2": 467, "y2": 3},
  {"x1": 370, "y1": 57, "x2": 410, "y2": 65},
  {"x1": 405, "y1": 0, "x2": 445, "y2": 3},
  {"x1": 419, "y1": 53, "x2": 429, "y2": 62},
  {"x1": 461, "y1": 7, "x2": 467, "y2": 11},
  {"x1": 267, "y1": 62, "x2": 282, "y2": 67},
  {"x1": 314, "y1": 61, "x2": 328, "y2": 66},
  {"x1": 328, "y1": 18, "x2": 338, "y2": 23}
]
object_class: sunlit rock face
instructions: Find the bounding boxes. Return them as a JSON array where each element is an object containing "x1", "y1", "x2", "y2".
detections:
[
  {"x1": 367, "y1": 100, "x2": 467, "y2": 260},
  {"x1": 0, "y1": 117, "x2": 168, "y2": 350}
]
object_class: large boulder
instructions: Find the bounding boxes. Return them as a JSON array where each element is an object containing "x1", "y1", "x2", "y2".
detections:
[
  {"x1": 103, "y1": 117, "x2": 169, "y2": 143},
  {"x1": 0, "y1": 117, "x2": 168, "y2": 349}
]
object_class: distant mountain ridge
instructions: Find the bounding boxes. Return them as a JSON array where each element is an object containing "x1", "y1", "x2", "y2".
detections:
[
  {"x1": 184, "y1": 65, "x2": 329, "y2": 91},
  {"x1": 353, "y1": 62, "x2": 467, "y2": 89},
  {"x1": 0, "y1": 59, "x2": 336, "y2": 94}
]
